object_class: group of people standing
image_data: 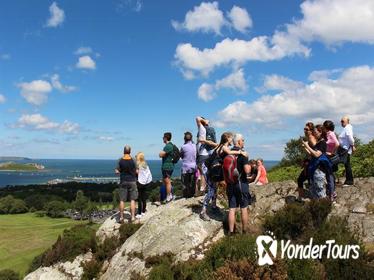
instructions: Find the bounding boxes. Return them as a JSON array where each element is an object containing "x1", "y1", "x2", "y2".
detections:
[
  {"x1": 298, "y1": 116, "x2": 355, "y2": 201},
  {"x1": 115, "y1": 116, "x2": 268, "y2": 234}
]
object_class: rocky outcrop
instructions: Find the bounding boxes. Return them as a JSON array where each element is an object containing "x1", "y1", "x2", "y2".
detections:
[
  {"x1": 24, "y1": 178, "x2": 374, "y2": 280},
  {"x1": 100, "y1": 197, "x2": 224, "y2": 280},
  {"x1": 24, "y1": 252, "x2": 93, "y2": 280},
  {"x1": 330, "y1": 177, "x2": 374, "y2": 243}
]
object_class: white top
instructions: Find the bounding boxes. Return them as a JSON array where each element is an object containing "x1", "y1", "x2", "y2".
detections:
[
  {"x1": 338, "y1": 124, "x2": 355, "y2": 154},
  {"x1": 137, "y1": 165, "x2": 152, "y2": 185},
  {"x1": 197, "y1": 124, "x2": 208, "y2": 156}
]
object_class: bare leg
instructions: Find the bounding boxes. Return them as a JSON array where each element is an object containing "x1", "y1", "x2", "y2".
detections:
[
  {"x1": 164, "y1": 177, "x2": 171, "y2": 196},
  {"x1": 241, "y1": 208, "x2": 248, "y2": 233},
  {"x1": 130, "y1": 200, "x2": 136, "y2": 221},
  {"x1": 119, "y1": 200, "x2": 125, "y2": 222},
  {"x1": 228, "y1": 208, "x2": 236, "y2": 233}
]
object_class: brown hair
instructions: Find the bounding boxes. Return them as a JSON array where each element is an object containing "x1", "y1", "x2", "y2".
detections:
[{"x1": 314, "y1": 124, "x2": 327, "y2": 141}]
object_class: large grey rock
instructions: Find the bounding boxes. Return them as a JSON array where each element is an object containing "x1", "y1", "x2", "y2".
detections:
[
  {"x1": 100, "y1": 197, "x2": 223, "y2": 280},
  {"x1": 24, "y1": 252, "x2": 93, "y2": 280},
  {"x1": 329, "y1": 178, "x2": 374, "y2": 243},
  {"x1": 248, "y1": 181, "x2": 297, "y2": 226}
]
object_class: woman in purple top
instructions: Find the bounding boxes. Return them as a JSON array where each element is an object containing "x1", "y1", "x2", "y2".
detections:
[{"x1": 180, "y1": 132, "x2": 197, "y2": 198}]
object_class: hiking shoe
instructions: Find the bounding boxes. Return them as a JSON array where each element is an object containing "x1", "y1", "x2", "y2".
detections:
[
  {"x1": 343, "y1": 183, "x2": 353, "y2": 187},
  {"x1": 135, "y1": 214, "x2": 142, "y2": 219},
  {"x1": 199, "y1": 212, "x2": 211, "y2": 221}
]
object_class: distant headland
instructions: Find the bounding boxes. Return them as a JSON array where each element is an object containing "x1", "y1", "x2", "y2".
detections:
[
  {"x1": 0, "y1": 156, "x2": 32, "y2": 161},
  {"x1": 0, "y1": 162, "x2": 45, "y2": 172}
]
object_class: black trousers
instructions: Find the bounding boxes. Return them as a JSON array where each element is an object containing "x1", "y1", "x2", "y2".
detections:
[
  {"x1": 137, "y1": 182, "x2": 149, "y2": 214},
  {"x1": 344, "y1": 154, "x2": 354, "y2": 184},
  {"x1": 181, "y1": 172, "x2": 195, "y2": 198},
  {"x1": 297, "y1": 168, "x2": 308, "y2": 189}
]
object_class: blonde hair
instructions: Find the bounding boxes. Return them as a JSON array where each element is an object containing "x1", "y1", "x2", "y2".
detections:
[{"x1": 136, "y1": 152, "x2": 148, "y2": 168}]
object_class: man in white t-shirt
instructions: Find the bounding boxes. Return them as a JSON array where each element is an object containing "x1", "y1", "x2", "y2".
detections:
[
  {"x1": 338, "y1": 116, "x2": 355, "y2": 186},
  {"x1": 196, "y1": 116, "x2": 217, "y2": 192}
]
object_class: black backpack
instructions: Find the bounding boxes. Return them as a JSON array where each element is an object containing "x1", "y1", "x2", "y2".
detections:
[
  {"x1": 205, "y1": 147, "x2": 224, "y2": 182},
  {"x1": 205, "y1": 126, "x2": 216, "y2": 151},
  {"x1": 171, "y1": 144, "x2": 181, "y2": 164}
]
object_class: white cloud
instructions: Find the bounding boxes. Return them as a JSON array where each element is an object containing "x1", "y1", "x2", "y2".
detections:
[
  {"x1": 227, "y1": 6, "x2": 252, "y2": 33},
  {"x1": 174, "y1": 0, "x2": 374, "y2": 78},
  {"x1": 216, "y1": 68, "x2": 247, "y2": 91},
  {"x1": 45, "y1": 2, "x2": 65, "y2": 28},
  {"x1": 0, "y1": 94, "x2": 5, "y2": 104},
  {"x1": 175, "y1": 37, "x2": 310, "y2": 76},
  {"x1": 14, "y1": 114, "x2": 80, "y2": 134},
  {"x1": 258, "y1": 74, "x2": 304, "y2": 93},
  {"x1": 217, "y1": 65, "x2": 374, "y2": 128},
  {"x1": 18, "y1": 80, "x2": 52, "y2": 106},
  {"x1": 198, "y1": 83, "x2": 215, "y2": 102},
  {"x1": 285, "y1": 0, "x2": 374, "y2": 45},
  {"x1": 198, "y1": 69, "x2": 247, "y2": 102},
  {"x1": 51, "y1": 74, "x2": 77, "y2": 93},
  {"x1": 76, "y1": 55, "x2": 96, "y2": 70},
  {"x1": 172, "y1": 2, "x2": 226, "y2": 35},
  {"x1": 74, "y1": 47, "x2": 93, "y2": 55}
]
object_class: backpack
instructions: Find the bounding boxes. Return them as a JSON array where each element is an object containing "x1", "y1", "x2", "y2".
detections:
[
  {"x1": 171, "y1": 144, "x2": 181, "y2": 164},
  {"x1": 205, "y1": 147, "x2": 224, "y2": 182},
  {"x1": 204, "y1": 126, "x2": 216, "y2": 151},
  {"x1": 223, "y1": 155, "x2": 240, "y2": 185}
]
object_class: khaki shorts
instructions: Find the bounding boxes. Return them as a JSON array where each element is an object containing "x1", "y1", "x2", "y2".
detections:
[{"x1": 118, "y1": 181, "x2": 138, "y2": 201}]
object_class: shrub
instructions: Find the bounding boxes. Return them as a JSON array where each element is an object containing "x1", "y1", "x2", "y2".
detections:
[
  {"x1": 286, "y1": 259, "x2": 322, "y2": 280},
  {"x1": 95, "y1": 237, "x2": 120, "y2": 262},
  {"x1": 267, "y1": 165, "x2": 301, "y2": 183},
  {"x1": 0, "y1": 269, "x2": 20, "y2": 280},
  {"x1": 27, "y1": 253, "x2": 44, "y2": 273},
  {"x1": 213, "y1": 259, "x2": 288, "y2": 280},
  {"x1": 148, "y1": 262, "x2": 174, "y2": 280},
  {"x1": 29, "y1": 225, "x2": 97, "y2": 270},
  {"x1": 119, "y1": 223, "x2": 142, "y2": 243},
  {"x1": 263, "y1": 203, "x2": 311, "y2": 240},
  {"x1": 145, "y1": 252, "x2": 174, "y2": 269},
  {"x1": 81, "y1": 259, "x2": 102, "y2": 280}
]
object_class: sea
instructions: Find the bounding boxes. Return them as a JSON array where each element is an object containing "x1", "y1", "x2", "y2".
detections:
[{"x1": 0, "y1": 159, "x2": 279, "y2": 188}]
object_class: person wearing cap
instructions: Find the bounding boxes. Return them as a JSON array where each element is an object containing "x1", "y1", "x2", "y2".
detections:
[{"x1": 180, "y1": 132, "x2": 197, "y2": 198}]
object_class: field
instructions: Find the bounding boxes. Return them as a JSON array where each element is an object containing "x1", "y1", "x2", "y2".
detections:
[{"x1": 0, "y1": 213, "x2": 85, "y2": 276}]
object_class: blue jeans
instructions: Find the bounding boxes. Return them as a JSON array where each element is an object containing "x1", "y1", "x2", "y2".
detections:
[
  {"x1": 311, "y1": 169, "x2": 326, "y2": 199},
  {"x1": 202, "y1": 172, "x2": 216, "y2": 207}
]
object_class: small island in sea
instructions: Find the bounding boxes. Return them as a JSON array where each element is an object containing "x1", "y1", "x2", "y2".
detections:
[{"x1": 0, "y1": 162, "x2": 45, "y2": 172}]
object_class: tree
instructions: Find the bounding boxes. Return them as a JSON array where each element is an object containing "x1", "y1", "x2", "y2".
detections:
[
  {"x1": 9, "y1": 199, "x2": 28, "y2": 214},
  {"x1": 44, "y1": 200, "x2": 67, "y2": 218},
  {"x1": 0, "y1": 195, "x2": 28, "y2": 214},
  {"x1": 85, "y1": 200, "x2": 98, "y2": 223},
  {"x1": 73, "y1": 190, "x2": 88, "y2": 220},
  {"x1": 278, "y1": 138, "x2": 307, "y2": 167}
]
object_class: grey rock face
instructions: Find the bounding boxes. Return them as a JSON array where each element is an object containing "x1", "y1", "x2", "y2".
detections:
[
  {"x1": 24, "y1": 252, "x2": 93, "y2": 280},
  {"x1": 100, "y1": 197, "x2": 223, "y2": 280}
]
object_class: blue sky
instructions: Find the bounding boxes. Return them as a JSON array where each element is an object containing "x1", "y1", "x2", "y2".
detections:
[{"x1": 1, "y1": 0, "x2": 374, "y2": 160}]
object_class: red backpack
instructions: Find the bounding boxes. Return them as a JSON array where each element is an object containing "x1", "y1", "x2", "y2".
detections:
[{"x1": 223, "y1": 155, "x2": 240, "y2": 185}]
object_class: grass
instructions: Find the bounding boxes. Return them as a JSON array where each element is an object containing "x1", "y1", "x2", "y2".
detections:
[
  {"x1": 0, "y1": 213, "x2": 85, "y2": 277},
  {"x1": 0, "y1": 162, "x2": 40, "y2": 171}
]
